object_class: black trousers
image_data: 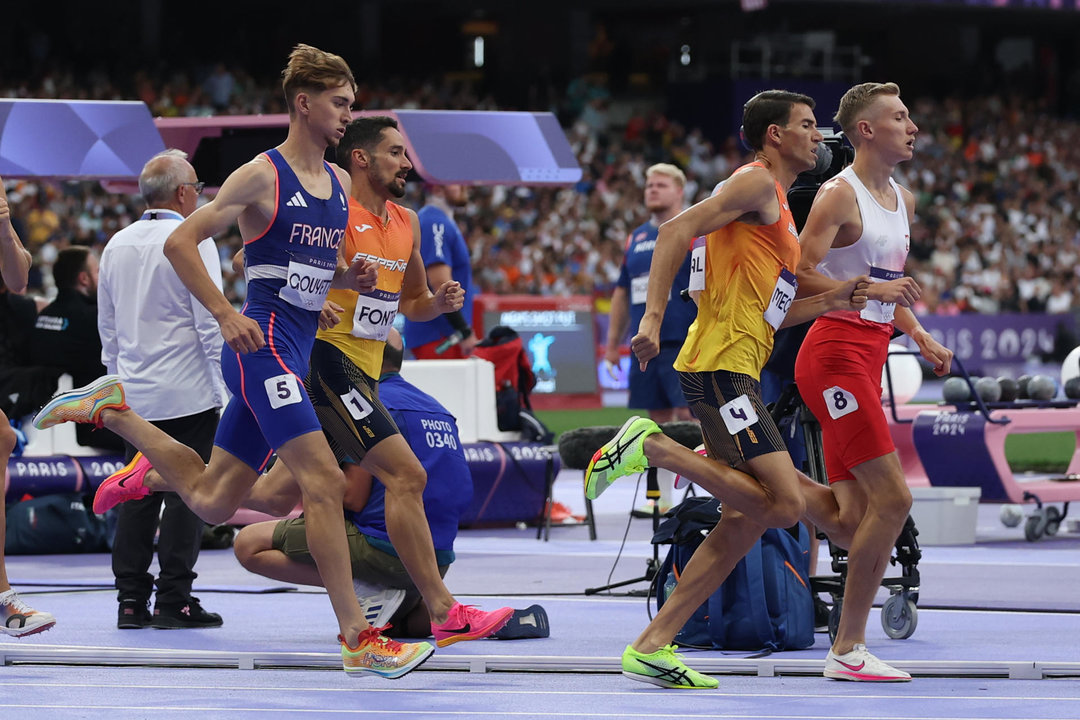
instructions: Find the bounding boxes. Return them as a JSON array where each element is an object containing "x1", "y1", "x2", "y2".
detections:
[{"x1": 112, "y1": 408, "x2": 218, "y2": 606}]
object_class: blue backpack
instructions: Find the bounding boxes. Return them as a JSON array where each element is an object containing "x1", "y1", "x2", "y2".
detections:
[{"x1": 652, "y1": 496, "x2": 815, "y2": 651}]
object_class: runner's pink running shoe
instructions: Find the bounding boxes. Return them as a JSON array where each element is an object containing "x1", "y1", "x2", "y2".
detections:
[
  {"x1": 93, "y1": 452, "x2": 153, "y2": 513},
  {"x1": 431, "y1": 602, "x2": 513, "y2": 648}
]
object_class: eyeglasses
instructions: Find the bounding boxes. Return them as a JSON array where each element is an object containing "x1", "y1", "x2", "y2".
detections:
[{"x1": 179, "y1": 181, "x2": 205, "y2": 195}]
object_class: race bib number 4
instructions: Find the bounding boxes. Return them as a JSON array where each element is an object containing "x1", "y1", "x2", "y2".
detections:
[
  {"x1": 719, "y1": 394, "x2": 759, "y2": 435},
  {"x1": 265, "y1": 373, "x2": 303, "y2": 410},
  {"x1": 351, "y1": 290, "x2": 399, "y2": 341},
  {"x1": 822, "y1": 385, "x2": 859, "y2": 420},
  {"x1": 763, "y1": 267, "x2": 797, "y2": 331},
  {"x1": 279, "y1": 253, "x2": 336, "y2": 311}
]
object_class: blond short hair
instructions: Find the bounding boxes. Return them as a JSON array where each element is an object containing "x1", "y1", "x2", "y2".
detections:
[
  {"x1": 281, "y1": 43, "x2": 356, "y2": 115},
  {"x1": 834, "y1": 82, "x2": 901, "y2": 138},
  {"x1": 646, "y1": 163, "x2": 687, "y2": 188}
]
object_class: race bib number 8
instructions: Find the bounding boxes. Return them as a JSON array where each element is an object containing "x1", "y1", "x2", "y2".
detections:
[
  {"x1": 265, "y1": 373, "x2": 302, "y2": 410},
  {"x1": 822, "y1": 385, "x2": 859, "y2": 420},
  {"x1": 719, "y1": 394, "x2": 759, "y2": 435},
  {"x1": 763, "y1": 268, "x2": 798, "y2": 331}
]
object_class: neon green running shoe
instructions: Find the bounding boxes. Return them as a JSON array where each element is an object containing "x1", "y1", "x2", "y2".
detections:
[
  {"x1": 621, "y1": 644, "x2": 718, "y2": 689},
  {"x1": 584, "y1": 416, "x2": 661, "y2": 500}
]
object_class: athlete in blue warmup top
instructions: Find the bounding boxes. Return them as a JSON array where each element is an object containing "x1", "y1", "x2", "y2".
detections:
[
  {"x1": 403, "y1": 185, "x2": 476, "y2": 359},
  {"x1": 234, "y1": 328, "x2": 473, "y2": 638},
  {"x1": 603, "y1": 163, "x2": 697, "y2": 513},
  {"x1": 34, "y1": 44, "x2": 434, "y2": 678}
]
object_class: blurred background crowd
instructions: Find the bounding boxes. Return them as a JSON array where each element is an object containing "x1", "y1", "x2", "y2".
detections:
[{"x1": 2, "y1": 1, "x2": 1080, "y2": 318}]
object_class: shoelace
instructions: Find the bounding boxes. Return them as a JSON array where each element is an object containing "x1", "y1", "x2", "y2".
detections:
[
  {"x1": 356, "y1": 624, "x2": 403, "y2": 652},
  {"x1": 1, "y1": 593, "x2": 33, "y2": 615},
  {"x1": 658, "y1": 644, "x2": 684, "y2": 661}
]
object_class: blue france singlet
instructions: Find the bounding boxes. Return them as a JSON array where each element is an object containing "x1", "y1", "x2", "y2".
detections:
[{"x1": 242, "y1": 148, "x2": 349, "y2": 359}]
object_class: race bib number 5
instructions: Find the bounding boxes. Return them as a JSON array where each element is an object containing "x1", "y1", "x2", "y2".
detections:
[
  {"x1": 719, "y1": 394, "x2": 759, "y2": 435},
  {"x1": 265, "y1": 373, "x2": 303, "y2": 409},
  {"x1": 763, "y1": 268, "x2": 797, "y2": 331}
]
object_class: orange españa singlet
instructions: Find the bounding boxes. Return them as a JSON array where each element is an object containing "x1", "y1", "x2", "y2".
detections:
[
  {"x1": 674, "y1": 162, "x2": 801, "y2": 379},
  {"x1": 317, "y1": 197, "x2": 413, "y2": 379}
]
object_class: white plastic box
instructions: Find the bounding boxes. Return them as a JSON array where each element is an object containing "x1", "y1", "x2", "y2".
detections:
[
  {"x1": 908, "y1": 486, "x2": 982, "y2": 545},
  {"x1": 399, "y1": 358, "x2": 520, "y2": 444}
]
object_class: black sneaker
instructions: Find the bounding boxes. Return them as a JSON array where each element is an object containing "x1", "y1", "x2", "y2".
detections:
[
  {"x1": 814, "y1": 596, "x2": 831, "y2": 633},
  {"x1": 152, "y1": 597, "x2": 223, "y2": 629},
  {"x1": 118, "y1": 598, "x2": 152, "y2": 629}
]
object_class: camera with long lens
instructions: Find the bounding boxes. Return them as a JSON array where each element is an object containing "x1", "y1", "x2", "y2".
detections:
[{"x1": 789, "y1": 131, "x2": 855, "y2": 232}]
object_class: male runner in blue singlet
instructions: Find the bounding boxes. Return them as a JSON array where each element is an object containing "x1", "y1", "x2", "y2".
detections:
[{"x1": 35, "y1": 44, "x2": 433, "y2": 678}]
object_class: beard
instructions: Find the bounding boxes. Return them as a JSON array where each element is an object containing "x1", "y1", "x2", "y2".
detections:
[{"x1": 387, "y1": 177, "x2": 407, "y2": 198}]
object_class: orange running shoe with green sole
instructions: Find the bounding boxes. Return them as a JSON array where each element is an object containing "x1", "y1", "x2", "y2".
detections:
[
  {"x1": 33, "y1": 374, "x2": 127, "y2": 429},
  {"x1": 340, "y1": 626, "x2": 434, "y2": 678}
]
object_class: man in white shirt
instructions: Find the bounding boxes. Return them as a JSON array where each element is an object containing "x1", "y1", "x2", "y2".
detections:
[{"x1": 98, "y1": 149, "x2": 227, "y2": 629}]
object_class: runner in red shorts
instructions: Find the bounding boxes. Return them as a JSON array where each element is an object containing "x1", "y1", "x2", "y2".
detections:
[{"x1": 794, "y1": 82, "x2": 953, "y2": 682}]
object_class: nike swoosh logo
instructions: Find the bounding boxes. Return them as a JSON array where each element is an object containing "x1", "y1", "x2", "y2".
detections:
[
  {"x1": 117, "y1": 475, "x2": 131, "y2": 488},
  {"x1": 441, "y1": 623, "x2": 472, "y2": 635},
  {"x1": 835, "y1": 659, "x2": 865, "y2": 671}
]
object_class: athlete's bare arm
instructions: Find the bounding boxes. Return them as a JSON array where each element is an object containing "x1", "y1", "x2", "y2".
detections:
[
  {"x1": 632, "y1": 166, "x2": 777, "y2": 368},
  {"x1": 166, "y1": 158, "x2": 278, "y2": 354},
  {"x1": 781, "y1": 275, "x2": 870, "y2": 328},
  {"x1": 0, "y1": 175, "x2": 32, "y2": 293},
  {"x1": 890, "y1": 186, "x2": 952, "y2": 375},
  {"x1": 398, "y1": 209, "x2": 463, "y2": 322}
]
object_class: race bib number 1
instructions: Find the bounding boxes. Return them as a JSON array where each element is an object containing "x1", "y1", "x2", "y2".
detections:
[
  {"x1": 719, "y1": 394, "x2": 759, "y2": 435},
  {"x1": 822, "y1": 385, "x2": 859, "y2": 420},
  {"x1": 265, "y1": 373, "x2": 302, "y2": 410},
  {"x1": 763, "y1": 268, "x2": 798, "y2": 331}
]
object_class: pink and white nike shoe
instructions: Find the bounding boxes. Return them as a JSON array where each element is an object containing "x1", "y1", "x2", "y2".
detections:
[{"x1": 824, "y1": 643, "x2": 911, "y2": 682}]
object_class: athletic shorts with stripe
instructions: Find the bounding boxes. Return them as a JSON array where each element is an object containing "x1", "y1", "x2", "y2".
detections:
[
  {"x1": 304, "y1": 339, "x2": 400, "y2": 464},
  {"x1": 794, "y1": 316, "x2": 895, "y2": 484},
  {"x1": 215, "y1": 309, "x2": 323, "y2": 472},
  {"x1": 678, "y1": 369, "x2": 787, "y2": 467}
]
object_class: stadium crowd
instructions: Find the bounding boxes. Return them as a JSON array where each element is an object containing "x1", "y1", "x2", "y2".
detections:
[{"x1": 2, "y1": 63, "x2": 1079, "y2": 316}]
